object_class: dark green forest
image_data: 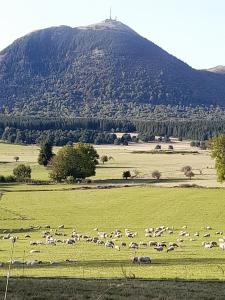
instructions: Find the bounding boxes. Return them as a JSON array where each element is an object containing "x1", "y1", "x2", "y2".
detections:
[{"x1": 0, "y1": 115, "x2": 225, "y2": 145}]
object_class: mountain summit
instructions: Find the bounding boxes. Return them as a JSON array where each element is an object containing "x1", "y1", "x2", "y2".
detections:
[{"x1": 0, "y1": 19, "x2": 225, "y2": 116}]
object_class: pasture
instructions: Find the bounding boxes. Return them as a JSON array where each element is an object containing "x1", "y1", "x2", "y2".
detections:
[
  {"x1": 1, "y1": 140, "x2": 225, "y2": 299},
  {"x1": 1, "y1": 187, "x2": 225, "y2": 280},
  {"x1": 0, "y1": 140, "x2": 221, "y2": 187}
]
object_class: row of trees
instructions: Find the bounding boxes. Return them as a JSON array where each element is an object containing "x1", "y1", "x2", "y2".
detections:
[{"x1": 1, "y1": 115, "x2": 225, "y2": 145}]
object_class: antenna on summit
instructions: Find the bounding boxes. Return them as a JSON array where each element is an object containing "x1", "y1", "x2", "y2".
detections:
[{"x1": 109, "y1": 7, "x2": 112, "y2": 20}]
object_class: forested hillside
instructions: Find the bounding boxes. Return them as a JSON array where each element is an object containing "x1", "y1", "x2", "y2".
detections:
[{"x1": 0, "y1": 19, "x2": 225, "y2": 117}]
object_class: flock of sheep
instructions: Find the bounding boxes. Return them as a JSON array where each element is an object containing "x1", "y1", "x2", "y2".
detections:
[{"x1": 0, "y1": 224, "x2": 225, "y2": 267}]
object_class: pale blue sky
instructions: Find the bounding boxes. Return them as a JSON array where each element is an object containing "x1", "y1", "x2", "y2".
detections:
[{"x1": 0, "y1": 0, "x2": 224, "y2": 69}]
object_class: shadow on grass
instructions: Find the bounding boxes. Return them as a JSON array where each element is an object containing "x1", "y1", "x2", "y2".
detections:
[
  {"x1": 94, "y1": 178, "x2": 187, "y2": 185},
  {"x1": 4, "y1": 258, "x2": 225, "y2": 270}
]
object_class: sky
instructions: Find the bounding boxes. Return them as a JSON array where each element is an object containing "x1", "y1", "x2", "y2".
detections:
[{"x1": 0, "y1": 0, "x2": 224, "y2": 69}]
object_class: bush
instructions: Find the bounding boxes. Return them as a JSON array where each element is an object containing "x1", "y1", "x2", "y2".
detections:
[
  {"x1": 13, "y1": 164, "x2": 31, "y2": 181},
  {"x1": 155, "y1": 145, "x2": 161, "y2": 150},
  {"x1": 66, "y1": 176, "x2": 75, "y2": 184},
  {"x1": 168, "y1": 145, "x2": 174, "y2": 150},
  {"x1": 181, "y1": 166, "x2": 192, "y2": 173},
  {"x1": 5, "y1": 175, "x2": 16, "y2": 182},
  {"x1": 152, "y1": 170, "x2": 161, "y2": 180},
  {"x1": 0, "y1": 175, "x2": 16, "y2": 183}
]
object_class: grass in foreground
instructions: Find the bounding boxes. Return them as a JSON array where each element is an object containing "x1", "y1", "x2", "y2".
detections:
[
  {"x1": 1, "y1": 277, "x2": 225, "y2": 299},
  {"x1": 1, "y1": 187, "x2": 225, "y2": 279}
]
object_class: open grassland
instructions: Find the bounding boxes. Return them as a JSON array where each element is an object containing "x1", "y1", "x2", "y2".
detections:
[
  {"x1": 1, "y1": 187, "x2": 225, "y2": 280},
  {"x1": 0, "y1": 140, "x2": 222, "y2": 187},
  {"x1": 1, "y1": 277, "x2": 225, "y2": 300}
]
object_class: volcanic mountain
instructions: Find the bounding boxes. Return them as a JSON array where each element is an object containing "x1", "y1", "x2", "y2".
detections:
[{"x1": 0, "y1": 19, "x2": 225, "y2": 116}]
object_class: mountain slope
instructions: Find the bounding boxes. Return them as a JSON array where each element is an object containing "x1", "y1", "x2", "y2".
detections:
[{"x1": 0, "y1": 19, "x2": 225, "y2": 116}]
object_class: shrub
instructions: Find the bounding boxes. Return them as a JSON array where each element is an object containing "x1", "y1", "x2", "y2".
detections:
[
  {"x1": 13, "y1": 164, "x2": 31, "y2": 181},
  {"x1": 181, "y1": 166, "x2": 192, "y2": 173},
  {"x1": 66, "y1": 176, "x2": 75, "y2": 184},
  {"x1": 152, "y1": 170, "x2": 161, "y2": 180},
  {"x1": 155, "y1": 145, "x2": 161, "y2": 150}
]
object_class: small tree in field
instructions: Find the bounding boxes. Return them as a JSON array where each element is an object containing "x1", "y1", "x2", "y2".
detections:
[
  {"x1": 155, "y1": 145, "x2": 161, "y2": 150},
  {"x1": 168, "y1": 145, "x2": 174, "y2": 150},
  {"x1": 185, "y1": 170, "x2": 195, "y2": 180},
  {"x1": 14, "y1": 156, "x2": 19, "y2": 162},
  {"x1": 181, "y1": 165, "x2": 192, "y2": 173},
  {"x1": 100, "y1": 155, "x2": 108, "y2": 164},
  {"x1": 13, "y1": 164, "x2": 31, "y2": 181},
  {"x1": 123, "y1": 171, "x2": 131, "y2": 180},
  {"x1": 152, "y1": 170, "x2": 161, "y2": 180}
]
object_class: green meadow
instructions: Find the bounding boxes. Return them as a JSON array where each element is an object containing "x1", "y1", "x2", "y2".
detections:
[{"x1": 1, "y1": 140, "x2": 225, "y2": 299}]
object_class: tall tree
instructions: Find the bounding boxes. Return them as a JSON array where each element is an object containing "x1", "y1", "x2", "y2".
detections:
[
  {"x1": 38, "y1": 141, "x2": 54, "y2": 166},
  {"x1": 211, "y1": 134, "x2": 225, "y2": 182}
]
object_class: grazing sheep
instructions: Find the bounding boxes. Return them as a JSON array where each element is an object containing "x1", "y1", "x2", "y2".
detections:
[
  {"x1": 216, "y1": 231, "x2": 223, "y2": 235},
  {"x1": 10, "y1": 260, "x2": 24, "y2": 265},
  {"x1": 145, "y1": 233, "x2": 152, "y2": 237},
  {"x1": 154, "y1": 245, "x2": 164, "y2": 251},
  {"x1": 26, "y1": 260, "x2": 42, "y2": 266},
  {"x1": 105, "y1": 241, "x2": 114, "y2": 248},
  {"x1": 129, "y1": 242, "x2": 139, "y2": 249},
  {"x1": 44, "y1": 225, "x2": 51, "y2": 229},
  {"x1": 194, "y1": 232, "x2": 199, "y2": 237},
  {"x1": 169, "y1": 242, "x2": 179, "y2": 247},
  {"x1": 139, "y1": 241, "x2": 147, "y2": 247},
  {"x1": 58, "y1": 224, "x2": 64, "y2": 229},
  {"x1": 220, "y1": 243, "x2": 225, "y2": 250},
  {"x1": 115, "y1": 245, "x2": 120, "y2": 251},
  {"x1": 204, "y1": 243, "x2": 212, "y2": 249},
  {"x1": 132, "y1": 256, "x2": 151, "y2": 264},
  {"x1": 121, "y1": 242, "x2": 126, "y2": 247},
  {"x1": 205, "y1": 226, "x2": 212, "y2": 230},
  {"x1": 98, "y1": 232, "x2": 108, "y2": 238},
  {"x1": 66, "y1": 239, "x2": 75, "y2": 245},
  {"x1": 167, "y1": 246, "x2": 174, "y2": 252},
  {"x1": 30, "y1": 250, "x2": 40, "y2": 254},
  {"x1": 149, "y1": 241, "x2": 157, "y2": 247},
  {"x1": 203, "y1": 233, "x2": 210, "y2": 238}
]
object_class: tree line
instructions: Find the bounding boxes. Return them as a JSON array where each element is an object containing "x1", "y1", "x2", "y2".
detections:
[{"x1": 0, "y1": 115, "x2": 225, "y2": 145}]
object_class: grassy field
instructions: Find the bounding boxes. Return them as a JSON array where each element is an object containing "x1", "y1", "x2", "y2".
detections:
[
  {"x1": 0, "y1": 140, "x2": 221, "y2": 187},
  {"x1": 1, "y1": 187, "x2": 225, "y2": 280},
  {"x1": 1, "y1": 140, "x2": 225, "y2": 300}
]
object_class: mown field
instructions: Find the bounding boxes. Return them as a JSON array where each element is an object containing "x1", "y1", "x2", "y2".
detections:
[{"x1": 0, "y1": 140, "x2": 221, "y2": 187}]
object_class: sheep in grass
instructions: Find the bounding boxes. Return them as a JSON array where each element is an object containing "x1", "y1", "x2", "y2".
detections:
[
  {"x1": 129, "y1": 242, "x2": 139, "y2": 250},
  {"x1": 220, "y1": 243, "x2": 225, "y2": 250},
  {"x1": 105, "y1": 241, "x2": 114, "y2": 248},
  {"x1": 167, "y1": 246, "x2": 175, "y2": 252},
  {"x1": 149, "y1": 241, "x2": 157, "y2": 247},
  {"x1": 154, "y1": 245, "x2": 164, "y2": 251},
  {"x1": 132, "y1": 256, "x2": 151, "y2": 264}
]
